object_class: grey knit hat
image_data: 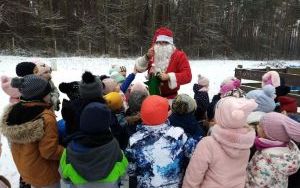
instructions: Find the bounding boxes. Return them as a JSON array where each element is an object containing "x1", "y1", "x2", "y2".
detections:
[
  {"x1": 128, "y1": 91, "x2": 149, "y2": 113},
  {"x1": 79, "y1": 71, "x2": 103, "y2": 99},
  {"x1": 172, "y1": 94, "x2": 197, "y2": 115},
  {"x1": 11, "y1": 74, "x2": 51, "y2": 100}
]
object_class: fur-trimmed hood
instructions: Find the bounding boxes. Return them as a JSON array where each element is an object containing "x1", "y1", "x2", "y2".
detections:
[{"x1": 1, "y1": 105, "x2": 45, "y2": 144}]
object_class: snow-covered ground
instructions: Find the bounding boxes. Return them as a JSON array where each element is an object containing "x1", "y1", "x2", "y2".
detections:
[{"x1": 0, "y1": 56, "x2": 298, "y2": 187}]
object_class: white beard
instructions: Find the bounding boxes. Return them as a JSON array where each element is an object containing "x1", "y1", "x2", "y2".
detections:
[{"x1": 153, "y1": 44, "x2": 175, "y2": 73}]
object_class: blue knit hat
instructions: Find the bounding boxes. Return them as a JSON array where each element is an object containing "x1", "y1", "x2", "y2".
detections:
[
  {"x1": 246, "y1": 85, "x2": 276, "y2": 113},
  {"x1": 80, "y1": 102, "x2": 112, "y2": 135}
]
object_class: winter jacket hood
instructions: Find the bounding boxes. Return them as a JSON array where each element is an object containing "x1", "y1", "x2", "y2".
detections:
[
  {"x1": 1, "y1": 104, "x2": 47, "y2": 143},
  {"x1": 0, "y1": 102, "x2": 63, "y2": 187},
  {"x1": 66, "y1": 138, "x2": 123, "y2": 181},
  {"x1": 211, "y1": 124, "x2": 255, "y2": 158}
]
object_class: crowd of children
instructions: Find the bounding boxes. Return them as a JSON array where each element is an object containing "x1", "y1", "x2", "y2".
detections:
[{"x1": 1, "y1": 61, "x2": 300, "y2": 188}]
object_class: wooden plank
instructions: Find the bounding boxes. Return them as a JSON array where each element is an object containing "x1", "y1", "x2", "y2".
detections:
[
  {"x1": 249, "y1": 68, "x2": 287, "y2": 73},
  {"x1": 235, "y1": 69, "x2": 270, "y2": 81},
  {"x1": 287, "y1": 68, "x2": 300, "y2": 74}
]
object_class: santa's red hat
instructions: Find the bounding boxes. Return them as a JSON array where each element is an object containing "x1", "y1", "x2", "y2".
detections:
[{"x1": 152, "y1": 27, "x2": 174, "y2": 45}]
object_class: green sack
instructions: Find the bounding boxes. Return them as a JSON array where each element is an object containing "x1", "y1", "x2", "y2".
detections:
[{"x1": 145, "y1": 74, "x2": 161, "y2": 95}]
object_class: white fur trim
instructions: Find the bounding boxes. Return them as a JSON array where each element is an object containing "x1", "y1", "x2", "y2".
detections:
[
  {"x1": 135, "y1": 56, "x2": 148, "y2": 73},
  {"x1": 156, "y1": 35, "x2": 174, "y2": 45},
  {"x1": 247, "y1": 111, "x2": 266, "y2": 124},
  {"x1": 168, "y1": 72, "x2": 177, "y2": 89}
]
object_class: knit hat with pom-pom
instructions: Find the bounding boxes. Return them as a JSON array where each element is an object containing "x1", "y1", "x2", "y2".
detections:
[
  {"x1": 198, "y1": 74, "x2": 209, "y2": 88},
  {"x1": 246, "y1": 85, "x2": 276, "y2": 113},
  {"x1": 11, "y1": 74, "x2": 51, "y2": 100},
  {"x1": 79, "y1": 71, "x2": 103, "y2": 99},
  {"x1": 59, "y1": 81, "x2": 80, "y2": 100}
]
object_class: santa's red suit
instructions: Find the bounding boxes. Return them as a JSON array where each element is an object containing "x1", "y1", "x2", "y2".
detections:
[{"x1": 135, "y1": 27, "x2": 192, "y2": 99}]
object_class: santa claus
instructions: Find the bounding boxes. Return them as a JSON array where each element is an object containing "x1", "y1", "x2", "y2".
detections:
[{"x1": 135, "y1": 27, "x2": 192, "y2": 99}]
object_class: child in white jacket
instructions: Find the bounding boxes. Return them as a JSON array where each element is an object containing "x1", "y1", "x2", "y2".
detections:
[{"x1": 246, "y1": 112, "x2": 300, "y2": 188}]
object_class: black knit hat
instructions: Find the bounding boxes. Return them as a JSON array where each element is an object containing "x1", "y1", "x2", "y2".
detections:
[
  {"x1": 59, "y1": 81, "x2": 80, "y2": 100},
  {"x1": 80, "y1": 102, "x2": 111, "y2": 135},
  {"x1": 16, "y1": 62, "x2": 36, "y2": 77},
  {"x1": 11, "y1": 74, "x2": 51, "y2": 100},
  {"x1": 79, "y1": 71, "x2": 103, "y2": 99},
  {"x1": 276, "y1": 78, "x2": 290, "y2": 97}
]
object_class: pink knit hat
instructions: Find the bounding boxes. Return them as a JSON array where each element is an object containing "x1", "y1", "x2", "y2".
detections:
[
  {"x1": 220, "y1": 76, "x2": 241, "y2": 97},
  {"x1": 261, "y1": 71, "x2": 280, "y2": 87},
  {"x1": 1, "y1": 75, "x2": 21, "y2": 104},
  {"x1": 130, "y1": 82, "x2": 149, "y2": 94},
  {"x1": 215, "y1": 97, "x2": 258, "y2": 129},
  {"x1": 260, "y1": 112, "x2": 300, "y2": 142},
  {"x1": 102, "y1": 78, "x2": 118, "y2": 95},
  {"x1": 198, "y1": 74, "x2": 209, "y2": 87}
]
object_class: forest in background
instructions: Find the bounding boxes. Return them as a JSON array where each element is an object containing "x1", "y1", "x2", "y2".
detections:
[{"x1": 0, "y1": 0, "x2": 300, "y2": 59}]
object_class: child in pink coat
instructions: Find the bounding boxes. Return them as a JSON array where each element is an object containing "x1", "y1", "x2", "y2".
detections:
[
  {"x1": 246, "y1": 112, "x2": 300, "y2": 188},
  {"x1": 183, "y1": 97, "x2": 257, "y2": 188}
]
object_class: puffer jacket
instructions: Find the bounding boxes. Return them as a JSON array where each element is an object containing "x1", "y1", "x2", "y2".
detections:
[
  {"x1": 125, "y1": 121, "x2": 196, "y2": 187},
  {"x1": 0, "y1": 102, "x2": 63, "y2": 187},
  {"x1": 246, "y1": 141, "x2": 300, "y2": 188}
]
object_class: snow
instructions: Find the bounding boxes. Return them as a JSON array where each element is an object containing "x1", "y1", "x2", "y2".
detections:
[{"x1": 0, "y1": 55, "x2": 299, "y2": 187}]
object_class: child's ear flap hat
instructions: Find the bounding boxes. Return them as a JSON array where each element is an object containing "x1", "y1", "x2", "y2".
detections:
[{"x1": 215, "y1": 97, "x2": 258, "y2": 129}]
